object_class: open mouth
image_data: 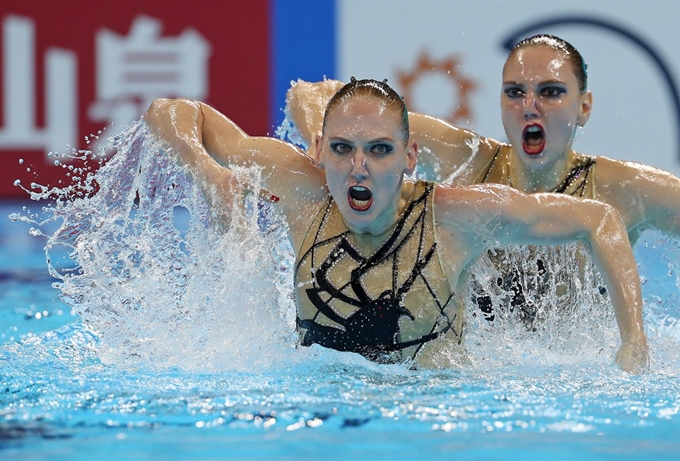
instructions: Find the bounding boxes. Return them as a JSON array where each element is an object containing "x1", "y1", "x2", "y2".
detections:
[
  {"x1": 348, "y1": 185, "x2": 373, "y2": 212},
  {"x1": 522, "y1": 124, "x2": 545, "y2": 156}
]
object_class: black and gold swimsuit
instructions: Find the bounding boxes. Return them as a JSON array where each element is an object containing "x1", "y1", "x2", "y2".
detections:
[
  {"x1": 294, "y1": 181, "x2": 460, "y2": 363},
  {"x1": 474, "y1": 145, "x2": 600, "y2": 324}
]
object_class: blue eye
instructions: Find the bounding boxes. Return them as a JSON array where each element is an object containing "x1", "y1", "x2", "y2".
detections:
[
  {"x1": 330, "y1": 142, "x2": 352, "y2": 154},
  {"x1": 504, "y1": 87, "x2": 524, "y2": 99},
  {"x1": 541, "y1": 86, "x2": 566, "y2": 98},
  {"x1": 370, "y1": 143, "x2": 393, "y2": 155}
]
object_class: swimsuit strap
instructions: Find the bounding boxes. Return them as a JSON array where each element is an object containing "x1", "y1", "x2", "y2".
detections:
[
  {"x1": 480, "y1": 145, "x2": 503, "y2": 184},
  {"x1": 551, "y1": 155, "x2": 596, "y2": 196}
]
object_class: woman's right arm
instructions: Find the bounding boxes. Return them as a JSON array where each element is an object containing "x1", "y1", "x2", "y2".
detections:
[
  {"x1": 143, "y1": 98, "x2": 322, "y2": 203},
  {"x1": 143, "y1": 98, "x2": 244, "y2": 206}
]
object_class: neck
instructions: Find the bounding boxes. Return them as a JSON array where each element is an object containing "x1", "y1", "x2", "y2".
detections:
[{"x1": 509, "y1": 150, "x2": 577, "y2": 193}]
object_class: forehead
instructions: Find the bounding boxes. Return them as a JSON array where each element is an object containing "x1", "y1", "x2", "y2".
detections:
[
  {"x1": 504, "y1": 45, "x2": 575, "y2": 84},
  {"x1": 324, "y1": 96, "x2": 402, "y2": 138}
]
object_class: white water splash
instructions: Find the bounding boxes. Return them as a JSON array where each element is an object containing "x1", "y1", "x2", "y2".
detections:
[
  {"x1": 12, "y1": 121, "x2": 303, "y2": 372},
  {"x1": 9, "y1": 119, "x2": 680, "y2": 375},
  {"x1": 462, "y1": 243, "x2": 619, "y2": 370}
]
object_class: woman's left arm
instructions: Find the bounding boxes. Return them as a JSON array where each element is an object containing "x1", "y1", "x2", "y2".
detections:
[{"x1": 448, "y1": 185, "x2": 649, "y2": 373}]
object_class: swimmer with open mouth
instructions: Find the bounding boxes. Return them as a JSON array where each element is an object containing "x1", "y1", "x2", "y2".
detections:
[
  {"x1": 348, "y1": 184, "x2": 373, "y2": 212},
  {"x1": 522, "y1": 123, "x2": 545, "y2": 156}
]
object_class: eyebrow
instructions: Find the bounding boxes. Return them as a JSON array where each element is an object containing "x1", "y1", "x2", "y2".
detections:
[
  {"x1": 329, "y1": 136, "x2": 396, "y2": 144},
  {"x1": 502, "y1": 79, "x2": 567, "y2": 87},
  {"x1": 366, "y1": 138, "x2": 396, "y2": 144},
  {"x1": 537, "y1": 79, "x2": 567, "y2": 86}
]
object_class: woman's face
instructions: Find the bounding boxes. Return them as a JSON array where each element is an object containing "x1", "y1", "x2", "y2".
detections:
[
  {"x1": 314, "y1": 96, "x2": 417, "y2": 235},
  {"x1": 501, "y1": 45, "x2": 592, "y2": 171}
]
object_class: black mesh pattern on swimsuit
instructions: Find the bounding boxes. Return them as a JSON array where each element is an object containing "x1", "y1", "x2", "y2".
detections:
[{"x1": 295, "y1": 183, "x2": 455, "y2": 364}]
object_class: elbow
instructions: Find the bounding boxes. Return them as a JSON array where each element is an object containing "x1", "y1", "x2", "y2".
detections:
[
  {"x1": 145, "y1": 97, "x2": 172, "y2": 114},
  {"x1": 591, "y1": 201, "x2": 629, "y2": 245},
  {"x1": 145, "y1": 98, "x2": 200, "y2": 116},
  {"x1": 285, "y1": 79, "x2": 318, "y2": 114},
  {"x1": 285, "y1": 79, "x2": 304, "y2": 106},
  {"x1": 144, "y1": 98, "x2": 167, "y2": 120},
  {"x1": 142, "y1": 98, "x2": 203, "y2": 140}
]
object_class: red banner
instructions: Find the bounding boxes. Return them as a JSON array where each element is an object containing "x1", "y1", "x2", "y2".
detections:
[{"x1": 0, "y1": 1, "x2": 271, "y2": 197}]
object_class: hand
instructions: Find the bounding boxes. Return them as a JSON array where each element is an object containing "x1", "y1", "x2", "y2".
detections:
[{"x1": 615, "y1": 340, "x2": 649, "y2": 374}]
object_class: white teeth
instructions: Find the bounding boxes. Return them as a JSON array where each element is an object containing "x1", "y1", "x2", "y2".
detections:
[
  {"x1": 350, "y1": 197, "x2": 370, "y2": 209},
  {"x1": 526, "y1": 126, "x2": 542, "y2": 133},
  {"x1": 353, "y1": 186, "x2": 367, "y2": 191}
]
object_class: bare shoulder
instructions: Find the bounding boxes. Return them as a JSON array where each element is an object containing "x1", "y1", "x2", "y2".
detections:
[
  {"x1": 432, "y1": 183, "x2": 527, "y2": 273},
  {"x1": 595, "y1": 155, "x2": 678, "y2": 184},
  {"x1": 593, "y1": 155, "x2": 680, "y2": 203},
  {"x1": 593, "y1": 154, "x2": 680, "y2": 231}
]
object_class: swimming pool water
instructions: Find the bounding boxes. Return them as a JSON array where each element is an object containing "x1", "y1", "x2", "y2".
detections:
[
  {"x1": 2, "y1": 200, "x2": 680, "y2": 461},
  {"x1": 1, "y1": 121, "x2": 679, "y2": 460}
]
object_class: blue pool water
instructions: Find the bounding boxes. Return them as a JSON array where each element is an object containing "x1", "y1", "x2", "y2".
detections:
[{"x1": 1, "y1": 122, "x2": 679, "y2": 460}]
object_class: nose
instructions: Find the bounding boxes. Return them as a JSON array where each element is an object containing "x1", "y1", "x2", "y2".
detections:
[
  {"x1": 351, "y1": 153, "x2": 368, "y2": 180},
  {"x1": 523, "y1": 91, "x2": 540, "y2": 118}
]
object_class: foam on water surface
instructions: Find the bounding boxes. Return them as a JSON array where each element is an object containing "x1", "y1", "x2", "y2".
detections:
[{"x1": 1, "y1": 119, "x2": 679, "y2": 459}]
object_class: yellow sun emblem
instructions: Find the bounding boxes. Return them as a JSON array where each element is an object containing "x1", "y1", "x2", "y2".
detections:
[{"x1": 397, "y1": 51, "x2": 476, "y2": 124}]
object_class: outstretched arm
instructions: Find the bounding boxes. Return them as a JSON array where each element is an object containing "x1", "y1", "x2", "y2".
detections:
[
  {"x1": 439, "y1": 185, "x2": 649, "y2": 373},
  {"x1": 498, "y1": 189, "x2": 648, "y2": 373}
]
